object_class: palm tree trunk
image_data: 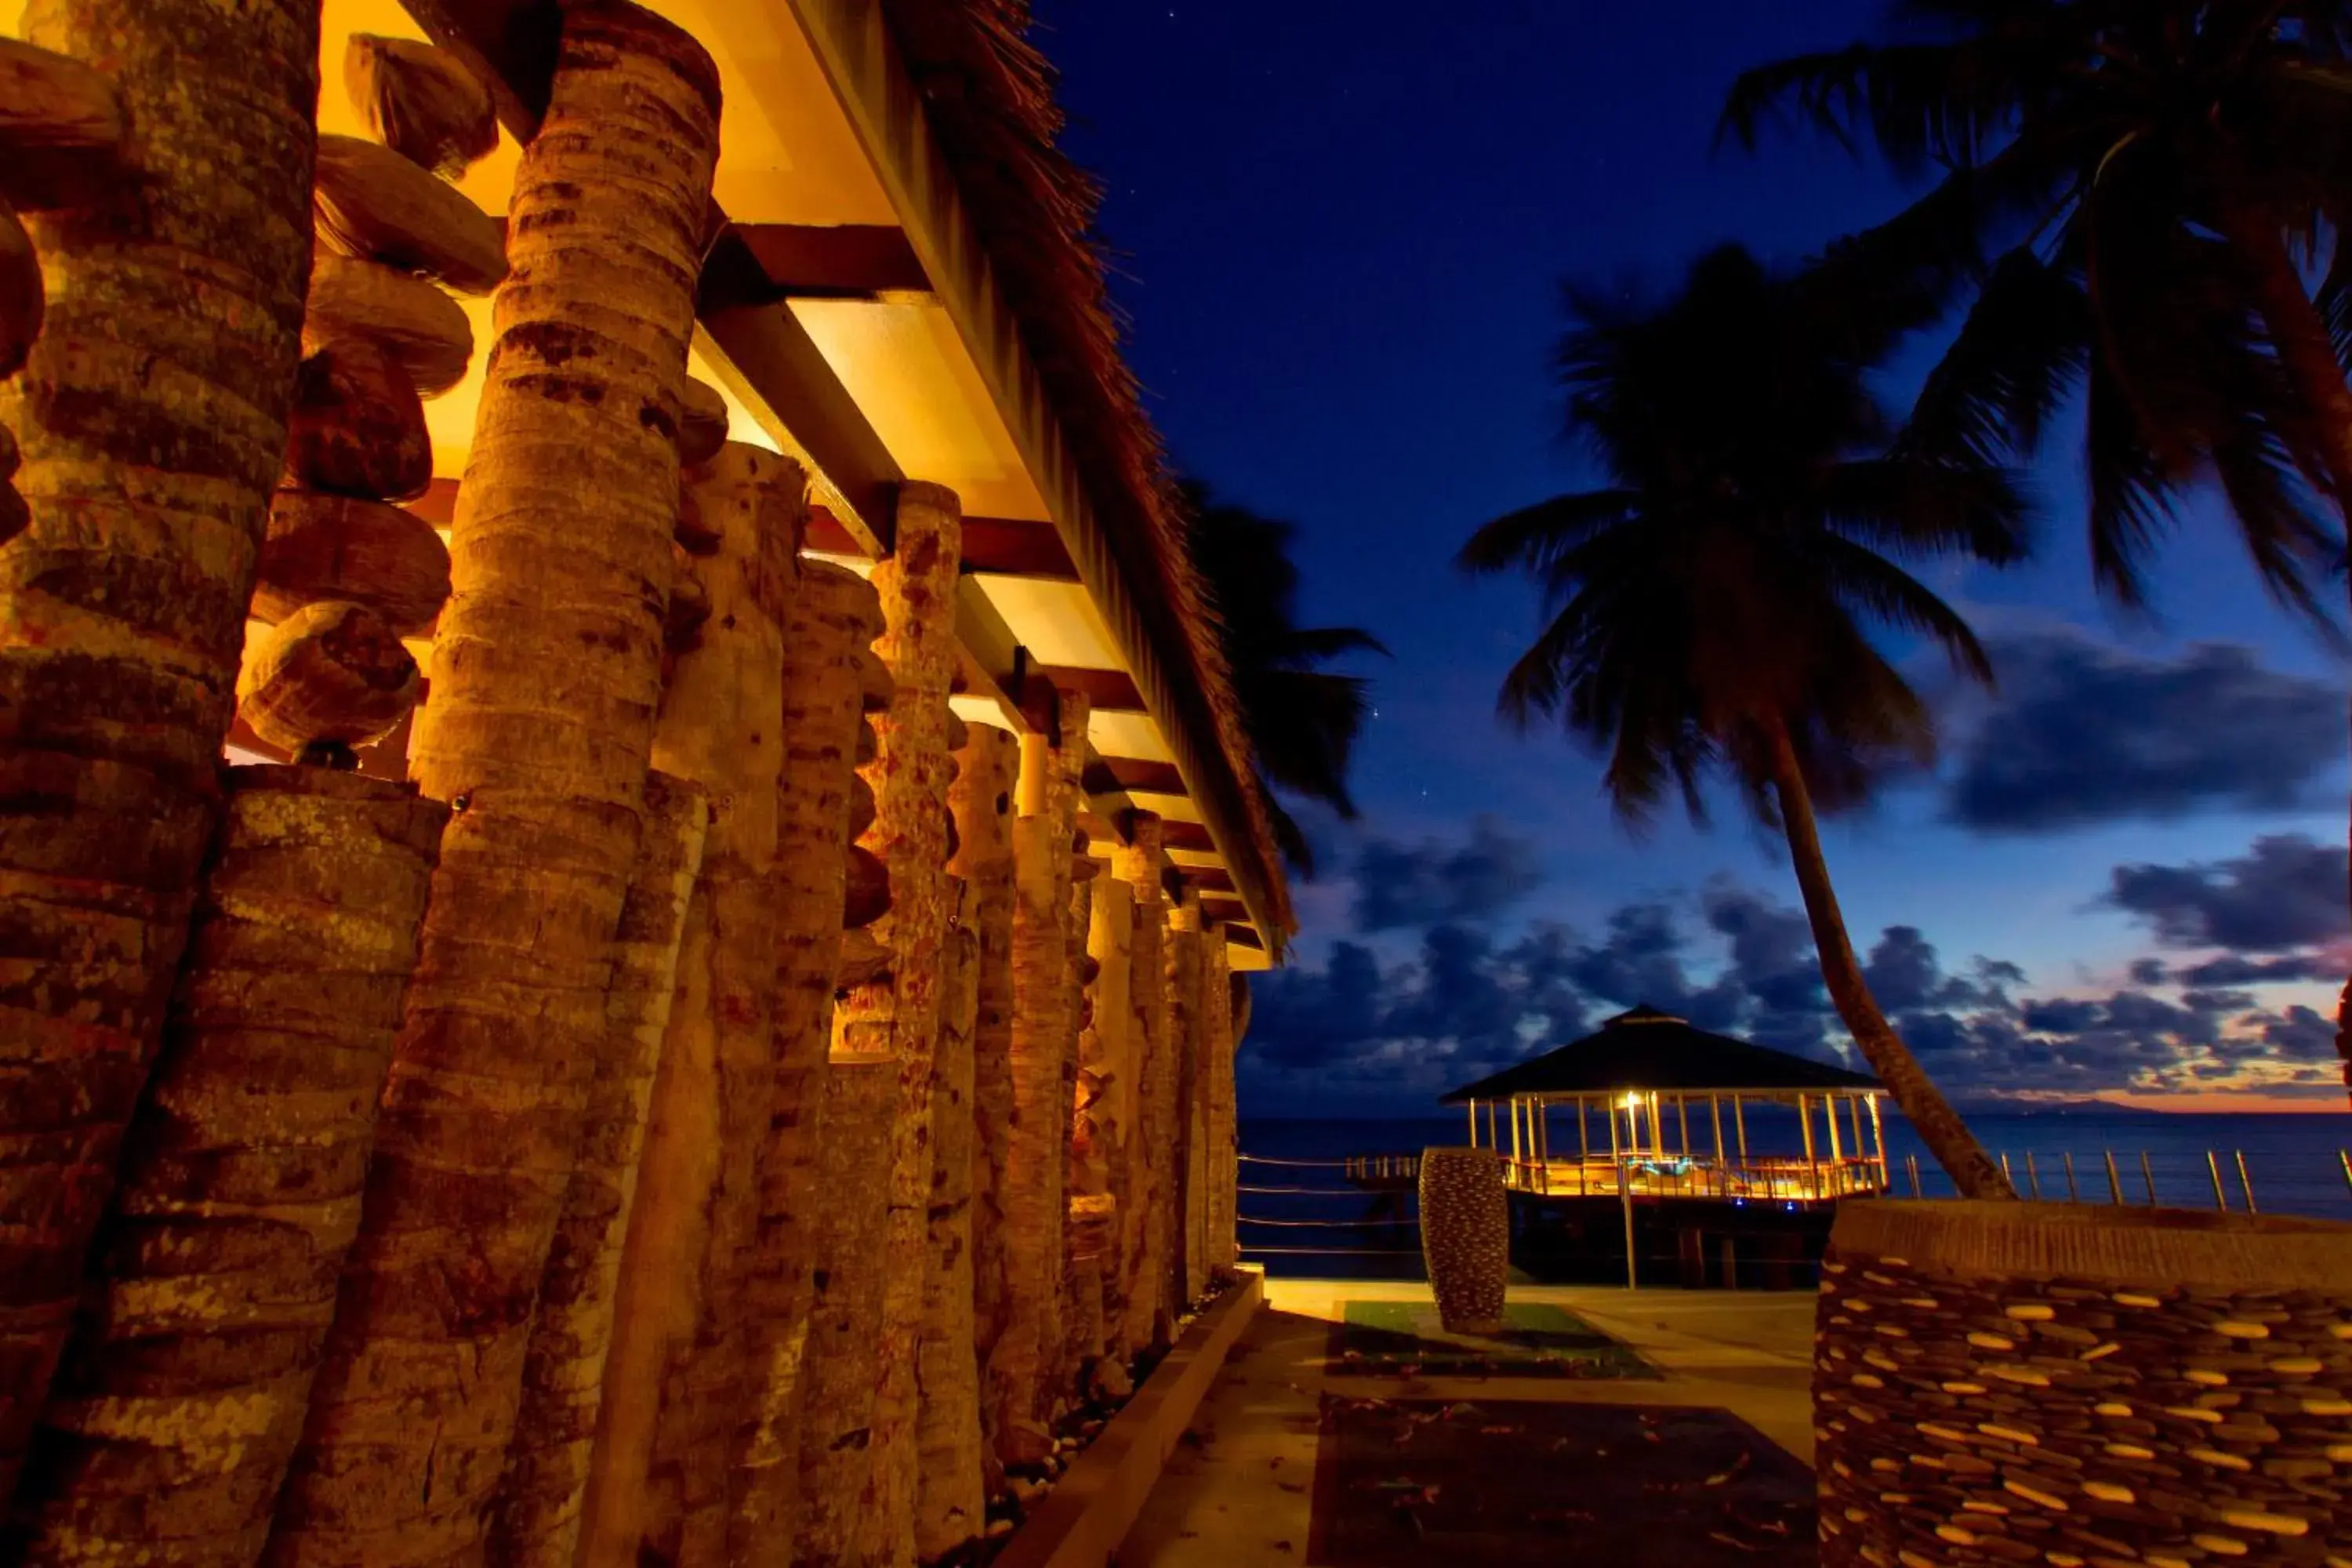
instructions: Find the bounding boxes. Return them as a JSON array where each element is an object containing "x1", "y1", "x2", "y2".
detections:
[
  {"x1": 1166, "y1": 894, "x2": 1207, "y2": 1307},
  {"x1": 1200, "y1": 933, "x2": 1236, "y2": 1277},
  {"x1": 1763, "y1": 717, "x2": 2013, "y2": 1201},
  {"x1": 914, "y1": 886, "x2": 985, "y2": 1559},
  {"x1": 953, "y1": 724, "x2": 1020, "y2": 1489},
  {"x1": 993, "y1": 693, "x2": 1084, "y2": 1465},
  {"x1": 858, "y1": 481, "x2": 964, "y2": 1566},
  {"x1": 10, "y1": 767, "x2": 444, "y2": 1566},
  {"x1": 492, "y1": 773, "x2": 709, "y2": 1568},
  {"x1": 0, "y1": 1, "x2": 318, "y2": 1493},
  {"x1": 583, "y1": 444, "x2": 797, "y2": 1568},
  {"x1": 725, "y1": 560, "x2": 879, "y2": 1563},
  {"x1": 1083, "y1": 874, "x2": 1135, "y2": 1378},
  {"x1": 267, "y1": 12, "x2": 720, "y2": 1563},
  {"x1": 1114, "y1": 818, "x2": 1171, "y2": 1355},
  {"x1": 2215, "y1": 200, "x2": 2352, "y2": 1110}
]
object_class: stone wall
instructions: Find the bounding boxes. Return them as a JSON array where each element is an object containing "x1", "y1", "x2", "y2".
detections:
[{"x1": 1815, "y1": 1207, "x2": 2351, "y2": 1568}]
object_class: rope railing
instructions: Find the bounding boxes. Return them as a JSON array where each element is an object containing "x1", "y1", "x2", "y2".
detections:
[{"x1": 1235, "y1": 1149, "x2": 1423, "y2": 1267}]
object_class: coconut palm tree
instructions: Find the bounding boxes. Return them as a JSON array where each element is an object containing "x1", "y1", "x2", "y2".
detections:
[
  {"x1": 1458, "y1": 243, "x2": 2024, "y2": 1200},
  {"x1": 1722, "y1": 0, "x2": 2352, "y2": 1094},
  {"x1": 1184, "y1": 480, "x2": 1385, "y2": 874}
]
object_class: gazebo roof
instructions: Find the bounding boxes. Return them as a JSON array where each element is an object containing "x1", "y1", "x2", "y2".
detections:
[{"x1": 1439, "y1": 1005, "x2": 1879, "y2": 1103}]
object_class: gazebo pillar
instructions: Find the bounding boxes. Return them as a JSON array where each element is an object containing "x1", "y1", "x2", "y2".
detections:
[
  {"x1": 1058, "y1": 844, "x2": 1105, "y2": 1394},
  {"x1": 915, "y1": 878, "x2": 984, "y2": 1559},
  {"x1": 1115, "y1": 813, "x2": 1171, "y2": 1352}
]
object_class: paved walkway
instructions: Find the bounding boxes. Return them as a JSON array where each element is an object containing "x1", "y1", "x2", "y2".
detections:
[{"x1": 1117, "y1": 1279, "x2": 1816, "y2": 1567}]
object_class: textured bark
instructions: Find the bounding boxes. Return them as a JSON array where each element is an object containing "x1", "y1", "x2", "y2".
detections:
[
  {"x1": 1766, "y1": 718, "x2": 2013, "y2": 1201},
  {"x1": 583, "y1": 445, "x2": 798, "y2": 1568},
  {"x1": 858, "y1": 483, "x2": 963, "y2": 1566},
  {"x1": 1200, "y1": 935, "x2": 1236, "y2": 1277},
  {"x1": 1165, "y1": 895, "x2": 1206, "y2": 1308},
  {"x1": 1057, "y1": 860, "x2": 1102, "y2": 1393},
  {"x1": 0, "y1": 0, "x2": 318, "y2": 1493},
  {"x1": 8, "y1": 767, "x2": 442, "y2": 1567},
  {"x1": 914, "y1": 891, "x2": 983, "y2": 1560},
  {"x1": 267, "y1": 13, "x2": 720, "y2": 1563},
  {"x1": 1082, "y1": 876, "x2": 1134, "y2": 1370},
  {"x1": 726, "y1": 561, "x2": 880, "y2": 1564},
  {"x1": 792, "y1": 1044, "x2": 892, "y2": 1568},
  {"x1": 989, "y1": 709, "x2": 1079, "y2": 1466},
  {"x1": 489, "y1": 774, "x2": 709, "y2": 1568},
  {"x1": 1115, "y1": 818, "x2": 1171, "y2": 1352},
  {"x1": 954, "y1": 725, "x2": 1021, "y2": 1483}
]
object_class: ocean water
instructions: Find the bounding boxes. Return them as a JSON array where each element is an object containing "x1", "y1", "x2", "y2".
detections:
[{"x1": 1235, "y1": 1109, "x2": 2352, "y2": 1279}]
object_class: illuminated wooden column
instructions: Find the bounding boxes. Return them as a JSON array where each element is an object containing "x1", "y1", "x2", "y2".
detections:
[
  {"x1": 915, "y1": 877, "x2": 984, "y2": 1559},
  {"x1": 271, "y1": 14, "x2": 719, "y2": 1563},
  {"x1": 856, "y1": 481, "x2": 964, "y2": 1563},
  {"x1": 492, "y1": 776, "x2": 708, "y2": 1568},
  {"x1": 956, "y1": 725, "x2": 1018, "y2": 1487},
  {"x1": 1082, "y1": 870, "x2": 1135, "y2": 1376},
  {"x1": 1166, "y1": 891, "x2": 1208, "y2": 1305},
  {"x1": 0, "y1": 5, "x2": 317, "y2": 1494},
  {"x1": 725, "y1": 561, "x2": 881, "y2": 1561},
  {"x1": 1116, "y1": 815, "x2": 1172, "y2": 1352},
  {"x1": 1200, "y1": 929, "x2": 1237, "y2": 1274},
  {"x1": 1057, "y1": 839, "x2": 1102, "y2": 1395},
  {"x1": 580, "y1": 445, "x2": 799, "y2": 1568},
  {"x1": 13, "y1": 771, "x2": 446, "y2": 1564},
  {"x1": 992, "y1": 691, "x2": 1086, "y2": 1466}
]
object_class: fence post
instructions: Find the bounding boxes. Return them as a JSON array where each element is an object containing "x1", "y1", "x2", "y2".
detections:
[{"x1": 2103, "y1": 1150, "x2": 2122, "y2": 1206}]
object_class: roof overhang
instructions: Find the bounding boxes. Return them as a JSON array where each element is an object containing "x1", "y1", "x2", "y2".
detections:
[{"x1": 252, "y1": 0, "x2": 1293, "y2": 967}]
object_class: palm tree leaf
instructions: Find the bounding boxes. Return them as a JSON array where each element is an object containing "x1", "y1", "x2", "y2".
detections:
[
  {"x1": 1817, "y1": 454, "x2": 2035, "y2": 564},
  {"x1": 1803, "y1": 532, "x2": 1999, "y2": 684},
  {"x1": 1456, "y1": 489, "x2": 1640, "y2": 576},
  {"x1": 1899, "y1": 245, "x2": 2089, "y2": 466}
]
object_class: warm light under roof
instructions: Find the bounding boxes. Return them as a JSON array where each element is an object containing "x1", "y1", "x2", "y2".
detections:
[{"x1": 792, "y1": 296, "x2": 1052, "y2": 522}]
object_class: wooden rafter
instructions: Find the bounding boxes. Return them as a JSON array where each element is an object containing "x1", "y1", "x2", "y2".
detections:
[{"x1": 731, "y1": 223, "x2": 930, "y2": 299}]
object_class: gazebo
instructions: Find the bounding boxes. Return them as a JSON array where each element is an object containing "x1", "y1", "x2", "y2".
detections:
[{"x1": 1442, "y1": 1004, "x2": 1891, "y2": 1207}]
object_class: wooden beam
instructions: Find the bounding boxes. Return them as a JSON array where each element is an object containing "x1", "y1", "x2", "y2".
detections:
[
  {"x1": 698, "y1": 238, "x2": 901, "y2": 550},
  {"x1": 1224, "y1": 924, "x2": 1264, "y2": 952},
  {"x1": 1159, "y1": 820, "x2": 1214, "y2": 855},
  {"x1": 733, "y1": 223, "x2": 930, "y2": 299},
  {"x1": 960, "y1": 516, "x2": 1076, "y2": 581},
  {"x1": 1184, "y1": 866, "x2": 1236, "y2": 895},
  {"x1": 1035, "y1": 666, "x2": 1142, "y2": 713},
  {"x1": 1200, "y1": 895, "x2": 1248, "y2": 922},
  {"x1": 1083, "y1": 758, "x2": 1184, "y2": 797}
]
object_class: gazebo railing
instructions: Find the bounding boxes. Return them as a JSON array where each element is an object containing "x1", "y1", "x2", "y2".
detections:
[{"x1": 1503, "y1": 1152, "x2": 1887, "y2": 1203}]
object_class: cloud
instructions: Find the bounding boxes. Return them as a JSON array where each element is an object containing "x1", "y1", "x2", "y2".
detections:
[
  {"x1": 1944, "y1": 634, "x2": 2343, "y2": 833},
  {"x1": 2172, "y1": 952, "x2": 2336, "y2": 986},
  {"x1": 1351, "y1": 815, "x2": 1545, "y2": 931},
  {"x1": 2104, "y1": 834, "x2": 2349, "y2": 953},
  {"x1": 1238, "y1": 866, "x2": 2343, "y2": 1113}
]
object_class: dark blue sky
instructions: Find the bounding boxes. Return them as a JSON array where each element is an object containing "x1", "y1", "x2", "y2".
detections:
[{"x1": 1038, "y1": 0, "x2": 2352, "y2": 1113}]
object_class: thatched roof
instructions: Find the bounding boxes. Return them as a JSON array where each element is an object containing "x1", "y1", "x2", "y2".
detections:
[
  {"x1": 879, "y1": 0, "x2": 1294, "y2": 935},
  {"x1": 1441, "y1": 1006, "x2": 1881, "y2": 1102}
]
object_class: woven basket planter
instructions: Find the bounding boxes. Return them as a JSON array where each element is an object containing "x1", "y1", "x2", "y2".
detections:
[
  {"x1": 1419, "y1": 1148, "x2": 1508, "y2": 1334},
  {"x1": 1815, "y1": 1200, "x2": 2352, "y2": 1568}
]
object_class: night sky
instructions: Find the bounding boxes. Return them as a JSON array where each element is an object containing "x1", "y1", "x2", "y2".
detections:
[{"x1": 1036, "y1": 0, "x2": 2352, "y2": 1115}]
